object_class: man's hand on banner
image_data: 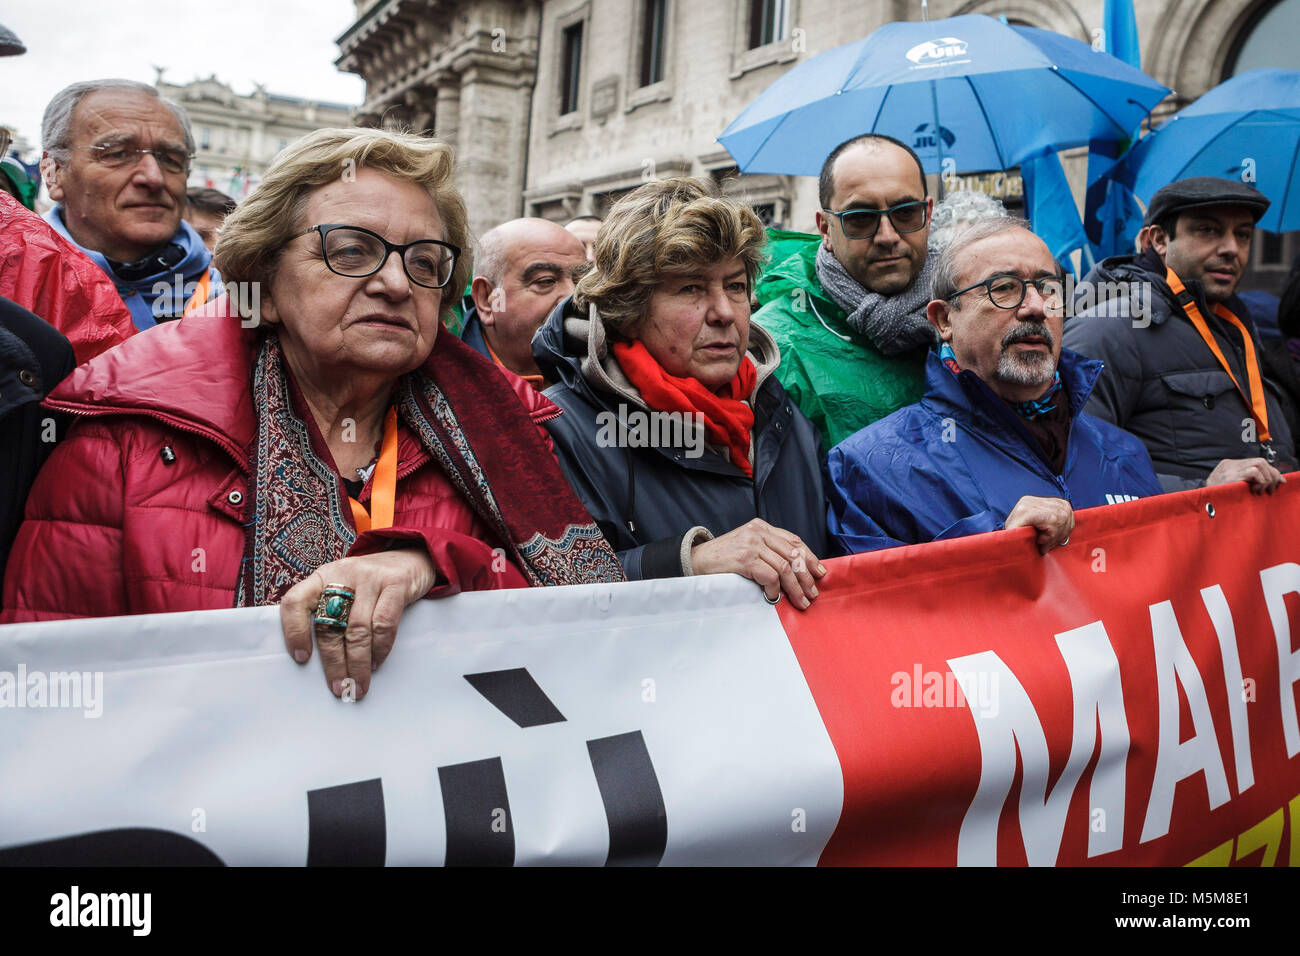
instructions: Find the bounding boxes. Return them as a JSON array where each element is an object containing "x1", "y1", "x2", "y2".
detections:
[
  {"x1": 1206, "y1": 457, "x2": 1286, "y2": 495},
  {"x1": 1004, "y1": 496, "x2": 1075, "y2": 555},
  {"x1": 690, "y1": 518, "x2": 826, "y2": 609},
  {"x1": 279, "y1": 549, "x2": 439, "y2": 700}
]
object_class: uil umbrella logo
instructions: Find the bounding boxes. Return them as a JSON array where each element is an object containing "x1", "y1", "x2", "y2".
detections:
[
  {"x1": 912, "y1": 122, "x2": 957, "y2": 152},
  {"x1": 905, "y1": 37, "x2": 969, "y2": 65}
]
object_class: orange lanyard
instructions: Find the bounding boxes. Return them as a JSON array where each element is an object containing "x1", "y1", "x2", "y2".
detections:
[
  {"x1": 1165, "y1": 267, "x2": 1273, "y2": 451},
  {"x1": 182, "y1": 267, "x2": 211, "y2": 317},
  {"x1": 348, "y1": 406, "x2": 398, "y2": 532}
]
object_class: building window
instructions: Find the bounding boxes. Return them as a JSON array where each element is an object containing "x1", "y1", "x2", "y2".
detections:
[
  {"x1": 748, "y1": 0, "x2": 789, "y2": 49},
  {"x1": 560, "y1": 21, "x2": 584, "y2": 115},
  {"x1": 640, "y1": 0, "x2": 669, "y2": 87},
  {"x1": 1261, "y1": 230, "x2": 1284, "y2": 266},
  {"x1": 199, "y1": 126, "x2": 211, "y2": 150},
  {"x1": 711, "y1": 165, "x2": 741, "y2": 189},
  {"x1": 1228, "y1": 0, "x2": 1300, "y2": 75},
  {"x1": 594, "y1": 187, "x2": 636, "y2": 218}
]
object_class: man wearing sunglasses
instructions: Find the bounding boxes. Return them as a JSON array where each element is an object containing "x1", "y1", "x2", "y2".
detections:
[
  {"x1": 39, "y1": 79, "x2": 221, "y2": 330},
  {"x1": 827, "y1": 219, "x2": 1162, "y2": 554},
  {"x1": 754, "y1": 134, "x2": 937, "y2": 453}
]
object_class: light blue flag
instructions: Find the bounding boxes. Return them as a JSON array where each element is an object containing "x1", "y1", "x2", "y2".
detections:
[
  {"x1": 1104, "y1": 0, "x2": 1141, "y2": 70},
  {"x1": 1085, "y1": 0, "x2": 1145, "y2": 260},
  {"x1": 1022, "y1": 149, "x2": 1089, "y2": 277}
]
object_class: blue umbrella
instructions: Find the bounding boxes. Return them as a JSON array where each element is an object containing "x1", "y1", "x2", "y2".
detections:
[
  {"x1": 1112, "y1": 69, "x2": 1300, "y2": 233},
  {"x1": 718, "y1": 13, "x2": 1169, "y2": 177}
]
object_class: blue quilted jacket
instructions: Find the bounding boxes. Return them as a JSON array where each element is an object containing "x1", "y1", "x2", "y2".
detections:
[{"x1": 826, "y1": 348, "x2": 1164, "y2": 553}]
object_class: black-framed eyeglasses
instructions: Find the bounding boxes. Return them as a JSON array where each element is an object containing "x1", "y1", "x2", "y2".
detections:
[
  {"x1": 74, "y1": 144, "x2": 192, "y2": 174},
  {"x1": 950, "y1": 273, "x2": 1066, "y2": 311},
  {"x1": 303, "y1": 224, "x2": 460, "y2": 289},
  {"x1": 821, "y1": 200, "x2": 929, "y2": 240}
]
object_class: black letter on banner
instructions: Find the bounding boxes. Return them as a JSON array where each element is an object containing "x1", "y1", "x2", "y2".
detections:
[
  {"x1": 438, "y1": 757, "x2": 514, "y2": 866},
  {"x1": 0, "y1": 828, "x2": 224, "y2": 865},
  {"x1": 587, "y1": 731, "x2": 667, "y2": 866},
  {"x1": 464, "y1": 668, "x2": 567, "y2": 727},
  {"x1": 306, "y1": 778, "x2": 386, "y2": 866}
]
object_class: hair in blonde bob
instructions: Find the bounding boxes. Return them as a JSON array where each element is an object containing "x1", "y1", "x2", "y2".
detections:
[
  {"x1": 215, "y1": 127, "x2": 471, "y2": 322},
  {"x1": 574, "y1": 177, "x2": 766, "y2": 336}
]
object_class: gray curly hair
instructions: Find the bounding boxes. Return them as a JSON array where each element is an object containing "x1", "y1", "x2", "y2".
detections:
[{"x1": 930, "y1": 190, "x2": 1010, "y2": 254}]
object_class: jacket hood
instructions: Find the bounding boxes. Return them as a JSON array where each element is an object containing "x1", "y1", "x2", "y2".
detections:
[
  {"x1": 44, "y1": 206, "x2": 219, "y2": 330},
  {"x1": 45, "y1": 297, "x2": 261, "y2": 462},
  {"x1": 533, "y1": 294, "x2": 782, "y2": 413}
]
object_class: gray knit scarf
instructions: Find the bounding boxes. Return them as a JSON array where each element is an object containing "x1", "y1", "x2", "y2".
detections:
[{"x1": 815, "y1": 242, "x2": 937, "y2": 355}]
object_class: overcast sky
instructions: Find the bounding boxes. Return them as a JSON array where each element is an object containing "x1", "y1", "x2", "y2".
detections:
[{"x1": 0, "y1": 0, "x2": 365, "y2": 156}]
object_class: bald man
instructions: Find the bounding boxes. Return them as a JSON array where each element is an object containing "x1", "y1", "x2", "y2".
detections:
[
  {"x1": 564, "y1": 215, "x2": 601, "y2": 262},
  {"x1": 465, "y1": 218, "x2": 587, "y2": 389}
]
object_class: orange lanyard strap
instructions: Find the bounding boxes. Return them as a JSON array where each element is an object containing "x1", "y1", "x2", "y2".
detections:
[
  {"x1": 348, "y1": 406, "x2": 399, "y2": 533},
  {"x1": 182, "y1": 268, "x2": 211, "y2": 317},
  {"x1": 1165, "y1": 267, "x2": 1272, "y2": 450}
]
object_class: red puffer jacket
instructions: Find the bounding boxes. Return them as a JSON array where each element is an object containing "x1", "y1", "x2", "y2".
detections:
[
  {"x1": 1, "y1": 300, "x2": 556, "y2": 621},
  {"x1": 0, "y1": 192, "x2": 136, "y2": 364}
]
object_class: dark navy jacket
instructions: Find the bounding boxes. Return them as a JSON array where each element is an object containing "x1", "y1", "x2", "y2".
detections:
[
  {"x1": 534, "y1": 297, "x2": 827, "y2": 579},
  {"x1": 826, "y1": 348, "x2": 1164, "y2": 553},
  {"x1": 459, "y1": 303, "x2": 491, "y2": 359}
]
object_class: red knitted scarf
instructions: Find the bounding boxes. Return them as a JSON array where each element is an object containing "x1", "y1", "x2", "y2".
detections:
[{"x1": 612, "y1": 339, "x2": 758, "y2": 476}]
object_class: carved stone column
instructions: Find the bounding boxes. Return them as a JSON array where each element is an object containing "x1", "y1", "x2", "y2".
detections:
[
  {"x1": 452, "y1": 49, "x2": 537, "y2": 236},
  {"x1": 433, "y1": 73, "x2": 462, "y2": 152}
]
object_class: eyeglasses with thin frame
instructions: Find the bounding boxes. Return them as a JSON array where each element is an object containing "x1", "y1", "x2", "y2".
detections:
[
  {"x1": 822, "y1": 200, "x2": 929, "y2": 240},
  {"x1": 303, "y1": 224, "x2": 460, "y2": 290},
  {"x1": 950, "y1": 273, "x2": 1066, "y2": 311},
  {"x1": 74, "y1": 144, "x2": 192, "y2": 175}
]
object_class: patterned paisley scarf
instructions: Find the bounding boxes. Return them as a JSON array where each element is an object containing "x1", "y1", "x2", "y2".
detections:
[{"x1": 236, "y1": 333, "x2": 623, "y2": 606}]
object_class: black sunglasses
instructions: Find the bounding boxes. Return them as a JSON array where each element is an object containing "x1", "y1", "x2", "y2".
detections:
[{"x1": 822, "y1": 200, "x2": 929, "y2": 240}]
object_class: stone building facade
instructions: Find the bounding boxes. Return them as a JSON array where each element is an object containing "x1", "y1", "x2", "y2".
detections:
[
  {"x1": 157, "y1": 73, "x2": 354, "y2": 200},
  {"x1": 336, "y1": 0, "x2": 1298, "y2": 289}
]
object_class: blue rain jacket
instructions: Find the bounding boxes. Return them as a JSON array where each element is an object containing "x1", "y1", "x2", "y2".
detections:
[{"x1": 827, "y1": 348, "x2": 1164, "y2": 553}]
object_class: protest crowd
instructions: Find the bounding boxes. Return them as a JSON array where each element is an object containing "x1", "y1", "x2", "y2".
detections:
[{"x1": 0, "y1": 13, "x2": 1295, "y2": 713}]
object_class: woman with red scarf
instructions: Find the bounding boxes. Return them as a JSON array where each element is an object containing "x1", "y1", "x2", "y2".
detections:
[{"x1": 534, "y1": 178, "x2": 827, "y2": 608}]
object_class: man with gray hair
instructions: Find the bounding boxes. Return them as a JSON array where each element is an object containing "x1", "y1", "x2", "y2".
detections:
[
  {"x1": 464, "y1": 217, "x2": 586, "y2": 390},
  {"x1": 40, "y1": 79, "x2": 220, "y2": 330},
  {"x1": 827, "y1": 218, "x2": 1162, "y2": 554}
]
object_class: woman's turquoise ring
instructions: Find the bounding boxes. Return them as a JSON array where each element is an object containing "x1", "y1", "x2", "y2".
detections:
[{"x1": 313, "y1": 584, "x2": 356, "y2": 635}]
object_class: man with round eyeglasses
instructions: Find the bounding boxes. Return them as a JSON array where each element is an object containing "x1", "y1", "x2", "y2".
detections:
[
  {"x1": 39, "y1": 79, "x2": 221, "y2": 330},
  {"x1": 827, "y1": 219, "x2": 1162, "y2": 554},
  {"x1": 754, "y1": 134, "x2": 939, "y2": 454}
]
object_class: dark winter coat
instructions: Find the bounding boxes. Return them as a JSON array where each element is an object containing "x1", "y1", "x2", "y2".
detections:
[
  {"x1": 0, "y1": 297, "x2": 75, "y2": 593},
  {"x1": 1064, "y1": 252, "x2": 1296, "y2": 490},
  {"x1": 533, "y1": 297, "x2": 826, "y2": 579}
]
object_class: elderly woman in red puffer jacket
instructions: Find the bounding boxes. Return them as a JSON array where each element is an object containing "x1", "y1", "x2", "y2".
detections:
[{"x1": 2, "y1": 127, "x2": 622, "y2": 698}]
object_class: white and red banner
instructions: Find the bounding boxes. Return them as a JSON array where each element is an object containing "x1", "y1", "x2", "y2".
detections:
[{"x1": 0, "y1": 480, "x2": 1297, "y2": 866}]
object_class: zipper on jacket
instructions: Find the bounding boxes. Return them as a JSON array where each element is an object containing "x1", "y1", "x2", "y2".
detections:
[{"x1": 49, "y1": 403, "x2": 250, "y2": 472}]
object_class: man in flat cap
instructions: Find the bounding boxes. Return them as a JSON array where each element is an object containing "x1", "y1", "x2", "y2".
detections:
[{"x1": 1065, "y1": 176, "x2": 1295, "y2": 492}]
